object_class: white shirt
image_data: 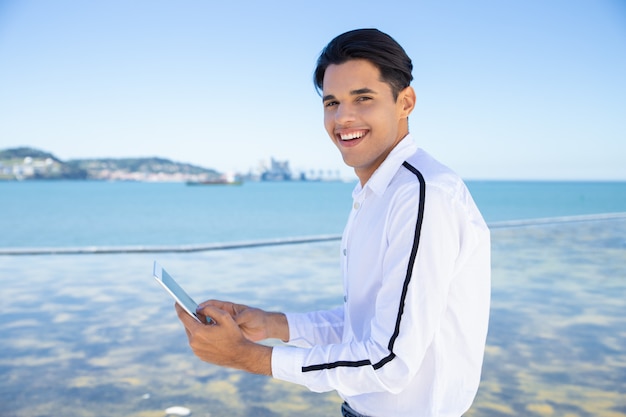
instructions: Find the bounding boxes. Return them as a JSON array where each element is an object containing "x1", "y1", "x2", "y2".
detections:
[{"x1": 272, "y1": 135, "x2": 491, "y2": 417}]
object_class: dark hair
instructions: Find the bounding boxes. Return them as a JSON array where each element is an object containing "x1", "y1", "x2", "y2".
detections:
[{"x1": 314, "y1": 28, "x2": 413, "y2": 100}]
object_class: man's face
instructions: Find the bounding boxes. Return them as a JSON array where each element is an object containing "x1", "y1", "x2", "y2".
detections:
[{"x1": 322, "y1": 59, "x2": 414, "y2": 185}]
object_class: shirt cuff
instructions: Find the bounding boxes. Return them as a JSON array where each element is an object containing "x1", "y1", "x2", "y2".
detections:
[
  {"x1": 285, "y1": 312, "x2": 314, "y2": 347},
  {"x1": 271, "y1": 344, "x2": 307, "y2": 385}
]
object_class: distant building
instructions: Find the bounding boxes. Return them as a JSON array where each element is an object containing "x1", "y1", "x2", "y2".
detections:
[
  {"x1": 239, "y1": 157, "x2": 345, "y2": 182},
  {"x1": 261, "y1": 158, "x2": 292, "y2": 181}
]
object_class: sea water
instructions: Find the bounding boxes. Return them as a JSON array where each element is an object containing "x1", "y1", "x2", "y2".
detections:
[{"x1": 1, "y1": 181, "x2": 354, "y2": 248}]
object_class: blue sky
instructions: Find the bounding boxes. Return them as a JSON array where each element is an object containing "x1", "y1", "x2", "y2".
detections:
[{"x1": 1, "y1": 0, "x2": 624, "y2": 180}]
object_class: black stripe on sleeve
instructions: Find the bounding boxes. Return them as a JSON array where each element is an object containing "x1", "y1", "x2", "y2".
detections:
[
  {"x1": 301, "y1": 161, "x2": 426, "y2": 373},
  {"x1": 302, "y1": 359, "x2": 372, "y2": 373}
]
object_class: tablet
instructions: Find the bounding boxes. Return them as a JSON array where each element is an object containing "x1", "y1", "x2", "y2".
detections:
[{"x1": 152, "y1": 261, "x2": 209, "y2": 324}]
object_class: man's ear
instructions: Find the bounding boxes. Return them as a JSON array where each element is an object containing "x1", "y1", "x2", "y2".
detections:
[{"x1": 398, "y1": 86, "x2": 416, "y2": 117}]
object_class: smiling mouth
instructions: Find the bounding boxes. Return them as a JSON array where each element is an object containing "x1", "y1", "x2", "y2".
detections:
[{"x1": 338, "y1": 130, "x2": 368, "y2": 141}]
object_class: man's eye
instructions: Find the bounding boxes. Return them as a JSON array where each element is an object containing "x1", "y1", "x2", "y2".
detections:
[
  {"x1": 324, "y1": 101, "x2": 338, "y2": 108},
  {"x1": 356, "y1": 96, "x2": 372, "y2": 102}
]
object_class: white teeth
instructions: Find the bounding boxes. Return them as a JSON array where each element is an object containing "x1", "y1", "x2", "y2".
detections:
[{"x1": 340, "y1": 132, "x2": 365, "y2": 141}]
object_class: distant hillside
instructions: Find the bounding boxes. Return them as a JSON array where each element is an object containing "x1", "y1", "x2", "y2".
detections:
[
  {"x1": 0, "y1": 147, "x2": 221, "y2": 181},
  {"x1": 68, "y1": 157, "x2": 220, "y2": 179},
  {"x1": 0, "y1": 147, "x2": 61, "y2": 161},
  {"x1": 0, "y1": 147, "x2": 87, "y2": 180}
]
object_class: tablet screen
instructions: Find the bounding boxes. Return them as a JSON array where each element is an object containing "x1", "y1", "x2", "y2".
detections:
[{"x1": 153, "y1": 261, "x2": 203, "y2": 323}]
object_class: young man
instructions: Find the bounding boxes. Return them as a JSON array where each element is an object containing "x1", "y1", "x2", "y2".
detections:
[{"x1": 176, "y1": 28, "x2": 491, "y2": 417}]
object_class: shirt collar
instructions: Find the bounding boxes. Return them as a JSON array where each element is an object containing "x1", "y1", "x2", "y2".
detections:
[{"x1": 353, "y1": 134, "x2": 419, "y2": 198}]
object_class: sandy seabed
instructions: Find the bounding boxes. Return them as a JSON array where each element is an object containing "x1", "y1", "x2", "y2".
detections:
[{"x1": 1, "y1": 219, "x2": 625, "y2": 416}]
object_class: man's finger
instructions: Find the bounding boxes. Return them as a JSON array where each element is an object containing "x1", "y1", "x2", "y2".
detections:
[
  {"x1": 175, "y1": 303, "x2": 202, "y2": 329},
  {"x1": 198, "y1": 299, "x2": 235, "y2": 311},
  {"x1": 197, "y1": 304, "x2": 232, "y2": 325},
  {"x1": 198, "y1": 300, "x2": 244, "y2": 317}
]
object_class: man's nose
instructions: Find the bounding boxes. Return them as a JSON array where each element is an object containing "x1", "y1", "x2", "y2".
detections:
[{"x1": 334, "y1": 103, "x2": 356, "y2": 124}]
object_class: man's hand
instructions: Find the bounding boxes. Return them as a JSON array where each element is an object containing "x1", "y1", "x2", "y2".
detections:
[
  {"x1": 175, "y1": 303, "x2": 273, "y2": 376},
  {"x1": 197, "y1": 300, "x2": 289, "y2": 343}
]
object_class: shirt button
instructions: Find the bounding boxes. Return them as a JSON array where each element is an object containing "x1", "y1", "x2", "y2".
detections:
[
  {"x1": 353, "y1": 202, "x2": 361, "y2": 210},
  {"x1": 343, "y1": 248, "x2": 347, "y2": 256}
]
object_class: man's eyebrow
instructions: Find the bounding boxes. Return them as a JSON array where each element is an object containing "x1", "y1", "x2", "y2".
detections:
[
  {"x1": 322, "y1": 88, "x2": 377, "y2": 102},
  {"x1": 350, "y1": 88, "x2": 377, "y2": 95}
]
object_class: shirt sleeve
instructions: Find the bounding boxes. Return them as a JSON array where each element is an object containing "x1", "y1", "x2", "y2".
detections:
[{"x1": 272, "y1": 180, "x2": 490, "y2": 396}]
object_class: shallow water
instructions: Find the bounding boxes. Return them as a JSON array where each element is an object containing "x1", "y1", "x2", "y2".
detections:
[{"x1": 1, "y1": 219, "x2": 625, "y2": 416}]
